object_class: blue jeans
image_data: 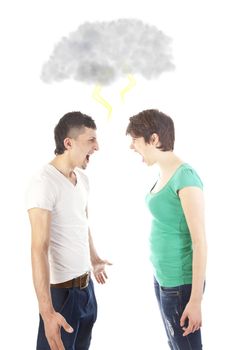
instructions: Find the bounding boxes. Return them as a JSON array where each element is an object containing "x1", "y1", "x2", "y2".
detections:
[
  {"x1": 37, "y1": 278, "x2": 97, "y2": 350},
  {"x1": 154, "y1": 278, "x2": 203, "y2": 350}
]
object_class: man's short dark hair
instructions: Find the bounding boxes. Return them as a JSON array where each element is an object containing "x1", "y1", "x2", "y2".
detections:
[
  {"x1": 54, "y1": 111, "x2": 96, "y2": 155},
  {"x1": 126, "y1": 109, "x2": 175, "y2": 151}
]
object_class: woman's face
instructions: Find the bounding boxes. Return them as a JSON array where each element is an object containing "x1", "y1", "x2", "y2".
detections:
[{"x1": 129, "y1": 136, "x2": 157, "y2": 166}]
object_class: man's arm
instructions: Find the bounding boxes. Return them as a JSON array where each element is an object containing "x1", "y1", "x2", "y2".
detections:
[
  {"x1": 28, "y1": 208, "x2": 73, "y2": 350},
  {"x1": 178, "y1": 187, "x2": 207, "y2": 336},
  {"x1": 86, "y1": 208, "x2": 112, "y2": 284}
]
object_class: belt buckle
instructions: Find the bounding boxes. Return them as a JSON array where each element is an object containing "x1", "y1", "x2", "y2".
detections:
[{"x1": 80, "y1": 272, "x2": 89, "y2": 289}]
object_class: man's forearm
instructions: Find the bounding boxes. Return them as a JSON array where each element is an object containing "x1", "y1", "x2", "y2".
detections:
[
  {"x1": 31, "y1": 248, "x2": 54, "y2": 316},
  {"x1": 88, "y1": 230, "x2": 100, "y2": 264}
]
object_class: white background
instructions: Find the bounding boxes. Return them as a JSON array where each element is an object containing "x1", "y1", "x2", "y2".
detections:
[{"x1": 0, "y1": 0, "x2": 232, "y2": 348}]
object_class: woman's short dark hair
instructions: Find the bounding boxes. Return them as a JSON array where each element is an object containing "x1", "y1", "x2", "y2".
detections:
[
  {"x1": 126, "y1": 109, "x2": 175, "y2": 151},
  {"x1": 54, "y1": 111, "x2": 96, "y2": 155}
]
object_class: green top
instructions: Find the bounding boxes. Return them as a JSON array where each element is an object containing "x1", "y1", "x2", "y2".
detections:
[{"x1": 145, "y1": 163, "x2": 203, "y2": 287}]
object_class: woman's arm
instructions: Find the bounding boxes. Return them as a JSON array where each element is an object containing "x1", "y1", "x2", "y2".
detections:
[{"x1": 178, "y1": 186, "x2": 207, "y2": 336}]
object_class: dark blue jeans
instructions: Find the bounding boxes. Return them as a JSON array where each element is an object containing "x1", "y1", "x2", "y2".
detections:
[
  {"x1": 154, "y1": 278, "x2": 203, "y2": 350},
  {"x1": 37, "y1": 278, "x2": 97, "y2": 350}
]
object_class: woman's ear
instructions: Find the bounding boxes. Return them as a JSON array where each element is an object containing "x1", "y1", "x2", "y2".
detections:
[{"x1": 150, "y1": 133, "x2": 160, "y2": 147}]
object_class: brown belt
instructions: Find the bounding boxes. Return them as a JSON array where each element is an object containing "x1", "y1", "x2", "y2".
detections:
[{"x1": 51, "y1": 272, "x2": 90, "y2": 289}]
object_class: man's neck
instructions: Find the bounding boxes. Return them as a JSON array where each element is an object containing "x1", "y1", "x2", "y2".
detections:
[{"x1": 50, "y1": 156, "x2": 75, "y2": 179}]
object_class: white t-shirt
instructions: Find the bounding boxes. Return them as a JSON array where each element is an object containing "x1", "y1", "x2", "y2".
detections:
[{"x1": 26, "y1": 164, "x2": 91, "y2": 283}]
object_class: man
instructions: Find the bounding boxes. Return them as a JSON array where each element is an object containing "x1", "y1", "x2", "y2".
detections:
[{"x1": 27, "y1": 111, "x2": 111, "y2": 350}]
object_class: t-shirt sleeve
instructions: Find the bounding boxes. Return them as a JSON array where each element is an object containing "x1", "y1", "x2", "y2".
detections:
[
  {"x1": 26, "y1": 177, "x2": 56, "y2": 211},
  {"x1": 170, "y1": 167, "x2": 203, "y2": 194}
]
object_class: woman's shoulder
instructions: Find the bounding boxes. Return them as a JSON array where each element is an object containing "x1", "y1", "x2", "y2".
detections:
[{"x1": 171, "y1": 163, "x2": 203, "y2": 191}]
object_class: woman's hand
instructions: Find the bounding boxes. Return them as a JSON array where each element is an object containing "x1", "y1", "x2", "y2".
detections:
[{"x1": 180, "y1": 301, "x2": 202, "y2": 336}]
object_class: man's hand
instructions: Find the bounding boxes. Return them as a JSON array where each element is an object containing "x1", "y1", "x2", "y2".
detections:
[
  {"x1": 180, "y1": 301, "x2": 202, "y2": 336},
  {"x1": 92, "y1": 258, "x2": 112, "y2": 284},
  {"x1": 42, "y1": 311, "x2": 73, "y2": 350}
]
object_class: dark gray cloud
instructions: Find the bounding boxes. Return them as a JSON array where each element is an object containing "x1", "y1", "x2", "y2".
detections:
[{"x1": 41, "y1": 19, "x2": 175, "y2": 85}]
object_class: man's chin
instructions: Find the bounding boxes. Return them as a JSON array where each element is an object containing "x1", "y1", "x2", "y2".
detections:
[
  {"x1": 77, "y1": 157, "x2": 89, "y2": 170},
  {"x1": 75, "y1": 162, "x2": 87, "y2": 170},
  {"x1": 81, "y1": 160, "x2": 88, "y2": 169}
]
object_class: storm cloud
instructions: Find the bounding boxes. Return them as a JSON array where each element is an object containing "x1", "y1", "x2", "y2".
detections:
[{"x1": 41, "y1": 18, "x2": 175, "y2": 85}]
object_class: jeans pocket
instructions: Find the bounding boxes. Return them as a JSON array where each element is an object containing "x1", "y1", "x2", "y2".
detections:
[
  {"x1": 160, "y1": 286, "x2": 180, "y2": 297},
  {"x1": 51, "y1": 288, "x2": 71, "y2": 313}
]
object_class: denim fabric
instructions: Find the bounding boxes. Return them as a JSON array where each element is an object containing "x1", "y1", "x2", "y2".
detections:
[
  {"x1": 154, "y1": 278, "x2": 203, "y2": 350},
  {"x1": 37, "y1": 278, "x2": 97, "y2": 350}
]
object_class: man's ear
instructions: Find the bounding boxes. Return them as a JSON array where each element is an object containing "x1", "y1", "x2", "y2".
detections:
[{"x1": 63, "y1": 137, "x2": 72, "y2": 151}]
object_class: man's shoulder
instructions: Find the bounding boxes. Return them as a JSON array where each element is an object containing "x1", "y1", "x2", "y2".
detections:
[
  {"x1": 28, "y1": 164, "x2": 59, "y2": 191},
  {"x1": 26, "y1": 164, "x2": 58, "y2": 211},
  {"x1": 30, "y1": 164, "x2": 52, "y2": 181}
]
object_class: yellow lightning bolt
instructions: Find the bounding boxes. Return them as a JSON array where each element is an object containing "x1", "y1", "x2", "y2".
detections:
[
  {"x1": 92, "y1": 85, "x2": 112, "y2": 119},
  {"x1": 120, "y1": 74, "x2": 137, "y2": 102}
]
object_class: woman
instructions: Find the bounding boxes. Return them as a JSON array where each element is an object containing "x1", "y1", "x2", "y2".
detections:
[{"x1": 126, "y1": 109, "x2": 207, "y2": 349}]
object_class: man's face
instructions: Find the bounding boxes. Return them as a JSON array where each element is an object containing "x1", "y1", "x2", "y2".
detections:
[{"x1": 70, "y1": 127, "x2": 99, "y2": 169}]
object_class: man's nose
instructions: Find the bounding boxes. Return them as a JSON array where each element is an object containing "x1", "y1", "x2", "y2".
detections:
[{"x1": 94, "y1": 141, "x2": 99, "y2": 151}]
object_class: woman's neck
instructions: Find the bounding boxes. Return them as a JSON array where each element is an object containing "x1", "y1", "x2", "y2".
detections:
[{"x1": 156, "y1": 153, "x2": 184, "y2": 177}]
